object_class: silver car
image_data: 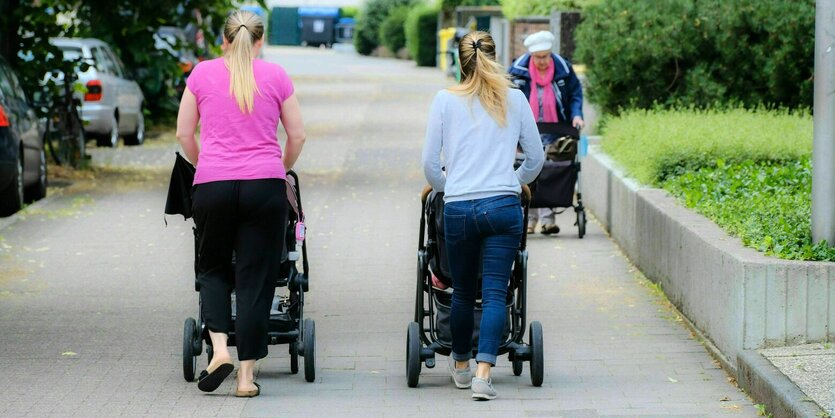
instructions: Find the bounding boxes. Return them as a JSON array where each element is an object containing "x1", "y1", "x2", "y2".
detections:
[{"x1": 50, "y1": 38, "x2": 145, "y2": 147}]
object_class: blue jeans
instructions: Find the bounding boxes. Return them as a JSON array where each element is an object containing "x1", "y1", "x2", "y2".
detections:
[{"x1": 444, "y1": 194, "x2": 523, "y2": 365}]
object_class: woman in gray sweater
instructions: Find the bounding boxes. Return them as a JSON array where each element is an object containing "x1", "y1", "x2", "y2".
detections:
[{"x1": 422, "y1": 31, "x2": 544, "y2": 400}]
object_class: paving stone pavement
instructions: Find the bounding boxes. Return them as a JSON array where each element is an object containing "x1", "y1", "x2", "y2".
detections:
[{"x1": 0, "y1": 46, "x2": 759, "y2": 417}]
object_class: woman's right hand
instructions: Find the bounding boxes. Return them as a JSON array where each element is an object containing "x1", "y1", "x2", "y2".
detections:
[{"x1": 521, "y1": 184, "x2": 532, "y2": 204}]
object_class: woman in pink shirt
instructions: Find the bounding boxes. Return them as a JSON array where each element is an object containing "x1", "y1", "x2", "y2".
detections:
[{"x1": 176, "y1": 10, "x2": 306, "y2": 397}]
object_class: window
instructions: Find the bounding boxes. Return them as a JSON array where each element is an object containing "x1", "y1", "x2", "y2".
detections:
[
  {"x1": 92, "y1": 47, "x2": 116, "y2": 75},
  {"x1": 104, "y1": 48, "x2": 126, "y2": 78},
  {"x1": 60, "y1": 47, "x2": 83, "y2": 62}
]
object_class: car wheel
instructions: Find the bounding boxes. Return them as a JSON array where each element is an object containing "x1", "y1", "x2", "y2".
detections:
[
  {"x1": 24, "y1": 148, "x2": 47, "y2": 203},
  {"x1": 96, "y1": 113, "x2": 119, "y2": 148},
  {"x1": 124, "y1": 109, "x2": 144, "y2": 146},
  {"x1": 0, "y1": 154, "x2": 24, "y2": 217}
]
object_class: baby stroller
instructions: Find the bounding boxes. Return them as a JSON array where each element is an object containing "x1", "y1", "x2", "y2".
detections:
[
  {"x1": 405, "y1": 188, "x2": 544, "y2": 388},
  {"x1": 529, "y1": 122, "x2": 587, "y2": 238},
  {"x1": 180, "y1": 170, "x2": 316, "y2": 383}
]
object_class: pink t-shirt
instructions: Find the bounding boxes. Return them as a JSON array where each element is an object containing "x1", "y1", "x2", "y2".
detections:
[{"x1": 186, "y1": 58, "x2": 294, "y2": 184}]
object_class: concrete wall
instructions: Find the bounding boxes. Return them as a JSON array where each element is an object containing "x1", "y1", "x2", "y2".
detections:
[{"x1": 583, "y1": 146, "x2": 835, "y2": 367}]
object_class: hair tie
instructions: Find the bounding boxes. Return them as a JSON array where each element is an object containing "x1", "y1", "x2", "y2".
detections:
[{"x1": 239, "y1": 24, "x2": 248, "y2": 31}]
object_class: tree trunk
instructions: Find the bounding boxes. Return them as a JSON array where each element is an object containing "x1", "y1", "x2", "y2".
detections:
[{"x1": 0, "y1": 0, "x2": 22, "y2": 60}]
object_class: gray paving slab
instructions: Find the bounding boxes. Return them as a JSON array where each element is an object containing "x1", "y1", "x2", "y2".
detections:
[
  {"x1": 760, "y1": 343, "x2": 834, "y2": 413},
  {"x1": 0, "y1": 46, "x2": 759, "y2": 416}
]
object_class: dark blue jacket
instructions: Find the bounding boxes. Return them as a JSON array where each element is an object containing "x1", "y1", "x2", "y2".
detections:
[{"x1": 508, "y1": 53, "x2": 583, "y2": 122}]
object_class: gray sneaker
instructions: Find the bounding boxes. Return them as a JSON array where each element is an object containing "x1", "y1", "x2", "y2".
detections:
[
  {"x1": 471, "y1": 377, "x2": 497, "y2": 400},
  {"x1": 448, "y1": 358, "x2": 472, "y2": 389}
]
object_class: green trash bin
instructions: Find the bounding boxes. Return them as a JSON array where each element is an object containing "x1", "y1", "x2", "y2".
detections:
[{"x1": 269, "y1": 7, "x2": 300, "y2": 46}]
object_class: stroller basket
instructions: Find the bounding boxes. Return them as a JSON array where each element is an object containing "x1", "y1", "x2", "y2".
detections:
[{"x1": 432, "y1": 290, "x2": 512, "y2": 347}]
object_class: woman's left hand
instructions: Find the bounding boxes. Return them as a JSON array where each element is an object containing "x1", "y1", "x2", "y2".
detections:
[{"x1": 572, "y1": 116, "x2": 585, "y2": 130}]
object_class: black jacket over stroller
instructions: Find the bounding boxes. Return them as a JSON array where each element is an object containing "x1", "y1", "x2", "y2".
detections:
[
  {"x1": 167, "y1": 160, "x2": 316, "y2": 383},
  {"x1": 529, "y1": 122, "x2": 587, "y2": 238},
  {"x1": 405, "y1": 189, "x2": 545, "y2": 388}
]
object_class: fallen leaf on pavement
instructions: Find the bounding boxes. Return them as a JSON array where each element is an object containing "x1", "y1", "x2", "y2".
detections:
[
  {"x1": 61, "y1": 352, "x2": 77, "y2": 356},
  {"x1": 667, "y1": 377, "x2": 678, "y2": 383}
]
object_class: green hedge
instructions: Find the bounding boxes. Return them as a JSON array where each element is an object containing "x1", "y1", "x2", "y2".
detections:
[
  {"x1": 502, "y1": 0, "x2": 599, "y2": 20},
  {"x1": 354, "y1": 0, "x2": 416, "y2": 55},
  {"x1": 575, "y1": 0, "x2": 815, "y2": 113},
  {"x1": 379, "y1": 6, "x2": 410, "y2": 55},
  {"x1": 601, "y1": 107, "x2": 812, "y2": 185},
  {"x1": 601, "y1": 108, "x2": 833, "y2": 261},
  {"x1": 405, "y1": 4, "x2": 439, "y2": 67}
]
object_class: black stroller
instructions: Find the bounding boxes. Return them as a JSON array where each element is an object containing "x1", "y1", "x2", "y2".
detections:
[
  {"x1": 180, "y1": 171, "x2": 316, "y2": 383},
  {"x1": 405, "y1": 188, "x2": 544, "y2": 388},
  {"x1": 529, "y1": 122, "x2": 587, "y2": 238}
]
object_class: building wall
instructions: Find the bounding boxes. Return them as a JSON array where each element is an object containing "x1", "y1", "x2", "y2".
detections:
[{"x1": 509, "y1": 18, "x2": 549, "y2": 62}]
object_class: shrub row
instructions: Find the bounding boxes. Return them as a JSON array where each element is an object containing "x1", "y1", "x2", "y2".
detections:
[
  {"x1": 353, "y1": 0, "x2": 416, "y2": 55},
  {"x1": 405, "y1": 4, "x2": 439, "y2": 66},
  {"x1": 355, "y1": 0, "x2": 439, "y2": 67},
  {"x1": 662, "y1": 159, "x2": 834, "y2": 261},
  {"x1": 575, "y1": 0, "x2": 815, "y2": 113},
  {"x1": 601, "y1": 107, "x2": 811, "y2": 185},
  {"x1": 600, "y1": 108, "x2": 830, "y2": 261}
]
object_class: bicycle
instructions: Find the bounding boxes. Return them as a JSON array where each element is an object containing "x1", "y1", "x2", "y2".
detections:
[{"x1": 40, "y1": 60, "x2": 88, "y2": 169}]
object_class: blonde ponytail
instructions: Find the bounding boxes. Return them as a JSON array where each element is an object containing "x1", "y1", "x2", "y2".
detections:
[
  {"x1": 449, "y1": 31, "x2": 512, "y2": 126},
  {"x1": 223, "y1": 10, "x2": 265, "y2": 114}
]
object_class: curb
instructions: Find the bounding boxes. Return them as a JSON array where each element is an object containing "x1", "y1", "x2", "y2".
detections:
[
  {"x1": 0, "y1": 191, "x2": 61, "y2": 233},
  {"x1": 737, "y1": 350, "x2": 828, "y2": 418}
]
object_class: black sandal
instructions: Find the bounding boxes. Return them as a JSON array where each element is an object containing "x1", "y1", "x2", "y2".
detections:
[
  {"x1": 540, "y1": 224, "x2": 560, "y2": 235},
  {"x1": 197, "y1": 362, "x2": 234, "y2": 392}
]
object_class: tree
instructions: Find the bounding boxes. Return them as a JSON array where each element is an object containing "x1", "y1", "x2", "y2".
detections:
[{"x1": 1, "y1": 0, "x2": 268, "y2": 122}]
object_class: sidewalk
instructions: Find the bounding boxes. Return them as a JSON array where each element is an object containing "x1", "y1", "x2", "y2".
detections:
[{"x1": 0, "y1": 46, "x2": 759, "y2": 417}]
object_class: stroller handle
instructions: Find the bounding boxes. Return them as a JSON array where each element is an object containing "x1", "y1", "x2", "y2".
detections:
[{"x1": 421, "y1": 184, "x2": 531, "y2": 205}]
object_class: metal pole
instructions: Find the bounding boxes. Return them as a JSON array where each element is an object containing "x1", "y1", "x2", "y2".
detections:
[{"x1": 813, "y1": 0, "x2": 835, "y2": 245}]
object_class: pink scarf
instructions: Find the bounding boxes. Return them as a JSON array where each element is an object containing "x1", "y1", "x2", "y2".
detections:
[{"x1": 528, "y1": 58, "x2": 558, "y2": 123}]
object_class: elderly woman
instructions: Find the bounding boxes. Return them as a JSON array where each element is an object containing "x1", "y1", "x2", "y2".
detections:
[{"x1": 509, "y1": 30, "x2": 584, "y2": 235}]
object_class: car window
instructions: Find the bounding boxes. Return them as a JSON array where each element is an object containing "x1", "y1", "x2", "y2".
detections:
[
  {"x1": 0, "y1": 64, "x2": 16, "y2": 99},
  {"x1": 5, "y1": 67, "x2": 26, "y2": 101},
  {"x1": 60, "y1": 47, "x2": 83, "y2": 62},
  {"x1": 104, "y1": 48, "x2": 126, "y2": 78},
  {"x1": 92, "y1": 47, "x2": 115, "y2": 75}
]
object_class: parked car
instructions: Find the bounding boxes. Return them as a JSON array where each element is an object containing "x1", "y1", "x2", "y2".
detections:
[
  {"x1": 154, "y1": 26, "x2": 199, "y2": 97},
  {"x1": 0, "y1": 55, "x2": 46, "y2": 217},
  {"x1": 50, "y1": 38, "x2": 145, "y2": 147}
]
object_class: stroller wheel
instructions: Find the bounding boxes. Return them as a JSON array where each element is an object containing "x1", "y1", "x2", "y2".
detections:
[
  {"x1": 577, "y1": 210, "x2": 586, "y2": 239},
  {"x1": 512, "y1": 358, "x2": 524, "y2": 376},
  {"x1": 303, "y1": 319, "x2": 316, "y2": 382},
  {"x1": 406, "y1": 322, "x2": 421, "y2": 388},
  {"x1": 290, "y1": 341, "x2": 299, "y2": 374},
  {"x1": 529, "y1": 321, "x2": 544, "y2": 387},
  {"x1": 182, "y1": 318, "x2": 198, "y2": 382}
]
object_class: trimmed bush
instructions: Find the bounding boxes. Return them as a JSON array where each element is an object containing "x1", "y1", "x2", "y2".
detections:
[
  {"x1": 575, "y1": 0, "x2": 814, "y2": 113},
  {"x1": 502, "y1": 0, "x2": 599, "y2": 20},
  {"x1": 379, "y1": 6, "x2": 410, "y2": 55},
  {"x1": 340, "y1": 6, "x2": 359, "y2": 18},
  {"x1": 354, "y1": 0, "x2": 416, "y2": 56},
  {"x1": 601, "y1": 107, "x2": 811, "y2": 185},
  {"x1": 600, "y1": 108, "x2": 832, "y2": 261},
  {"x1": 405, "y1": 4, "x2": 439, "y2": 67}
]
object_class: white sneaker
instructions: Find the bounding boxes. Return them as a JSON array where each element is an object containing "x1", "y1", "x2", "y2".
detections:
[
  {"x1": 448, "y1": 358, "x2": 472, "y2": 389},
  {"x1": 471, "y1": 377, "x2": 497, "y2": 400}
]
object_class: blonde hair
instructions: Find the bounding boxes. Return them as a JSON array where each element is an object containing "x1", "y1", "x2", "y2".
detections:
[
  {"x1": 449, "y1": 31, "x2": 512, "y2": 126},
  {"x1": 223, "y1": 10, "x2": 265, "y2": 114}
]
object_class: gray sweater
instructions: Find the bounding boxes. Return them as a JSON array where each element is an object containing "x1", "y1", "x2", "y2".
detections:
[{"x1": 422, "y1": 88, "x2": 545, "y2": 202}]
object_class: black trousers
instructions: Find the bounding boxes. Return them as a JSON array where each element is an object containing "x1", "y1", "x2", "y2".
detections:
[{"x1": 193, "y1": 179, "x2": 287, "y2": 361}]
